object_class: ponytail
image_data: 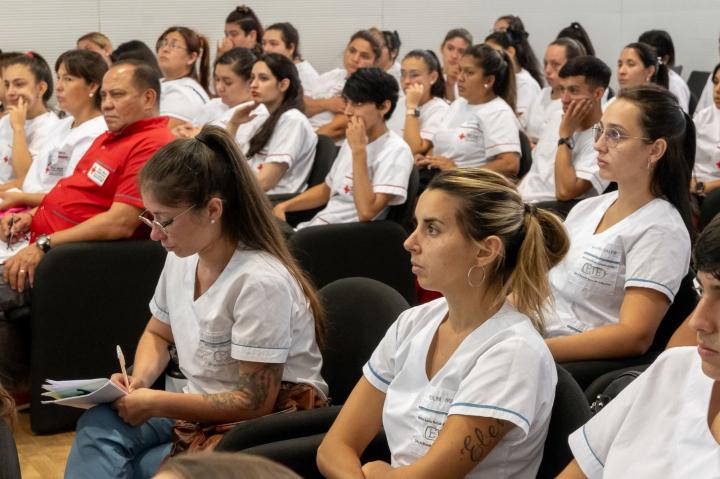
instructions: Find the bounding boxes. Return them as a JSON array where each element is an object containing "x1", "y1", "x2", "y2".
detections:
[
  {"x1": 197, "y1": 35, "x2": 211, "y2": 93},
  {"x1": 624, "y1": 42, "x2": 669, "y2": 89},
  {"x1": 4, "y1": 52, "x2": 53, "y2": 105},
  {"x1": 465, "y1": 44, "x2": 516, "y2": 112},
  {"x1": 157, "y1": 27, "x2": 211, "y2": 94},
  {"x1": 427, "y1": 168, "x2": 569, "y2": 333},
  {"x1": 403, "y1": 49, "x2": 446, "y2": 100},
  {"x1": 140, "y1": 125, "x2": 326, "y2": 347}
]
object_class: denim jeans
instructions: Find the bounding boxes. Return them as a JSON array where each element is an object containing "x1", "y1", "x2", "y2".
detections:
[
  {"x1": 64, "y1": 404, "x2": 174, "y2": 479},
  {"x1": 0, "y1": 265, "x2": 31, "y2": 392}
]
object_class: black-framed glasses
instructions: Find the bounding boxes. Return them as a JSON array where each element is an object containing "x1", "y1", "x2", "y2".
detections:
[
  {"x1": 592, "y1": 124, "x2": 651, "y2": 148},
  {"x1": 156, "y1": 39, "x2": 188, "y2": 51},
  {"x1": 138, "y1": 205, "x2": 195, "y2": 235}
]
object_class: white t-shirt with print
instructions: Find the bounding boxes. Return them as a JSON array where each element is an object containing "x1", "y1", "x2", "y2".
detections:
[
  {"x1": 544, "y1": 191, "x2": 691, "y2": 337},
  {"x1": 306, "y1": 68, "x2": 347, "y2": 130},
  {"x1": 297, "y1": 129, "x2": 413, "y2": 229},
  {"x1": 692, "y1": 105, "x2": 720, "y2": 182},
  {"x1": 516, "y1": 68, "x2": 542, "y2": 129},
  {"x1": 569, "y1": 347, "x2": 720, "y2": 478},
  {"x1": 160, "y1": 77, "x2": 210, "y2": 123},
  {"x1": 432, "y1": 97, "x2": 520, "y2": 168},
  {"x1": 524, "y1": 87, "x2": 562, "y2": 143},
  {"x1": 296, "y1": 60, "x2": 320, "y2": 92},
  {"x1": 248, "y1": 109, "x2": 317, "y2": 194},
  {"x1": 364, "y1": 299, "x2": 556, "y2": 479},
  {"x1": 0, "y1": 111, "x2": 60, "y2": 183},
  {"x1": 22, "y1": 115, "x2": 106, "y2": 193},
  {"x1": 150, "y1": 248, "x2": 328, "y2": 397},
  {"x1": 518, "y1": 112, "x2": 607, "y2": 203},
  {"x1": 387, "y1": 96, "x2": 450, "y2": 142},
  {"x1": 668, "y1": 69, "x2": 691, "y2": 114}
]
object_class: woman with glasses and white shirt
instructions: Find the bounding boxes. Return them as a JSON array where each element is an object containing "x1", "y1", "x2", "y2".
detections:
[
  {"x1": 65, "y1": 126, "x2": 327, "y2": 479},
  {"x1": 543, "y1": 85, "x2": 693, "y2": 363},
  {"x1": 156, "y1": 27, "x2": 211, "y2": 129}
]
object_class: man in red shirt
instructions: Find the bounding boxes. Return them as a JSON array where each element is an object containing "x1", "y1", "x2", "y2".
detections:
[{"x1": 0, "y1": 60, "x2": 174, "y2": 400}]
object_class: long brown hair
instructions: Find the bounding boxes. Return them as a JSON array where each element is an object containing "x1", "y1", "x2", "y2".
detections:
[
  {"x1": 0, "y1": 385, "x2": 15, "y2": 430},
  {"x1": 156, "y1": 26, "x2": 211, "y2": 94},
  {"x1": 464, "y1": 44, "x2": 517, "y2": 112},
  {"x1": 139, "y1": 125, "x2": 326, "y2": 345},
  {"x1": 428, "y1": 168, "x2": 569, "y2": 332}
]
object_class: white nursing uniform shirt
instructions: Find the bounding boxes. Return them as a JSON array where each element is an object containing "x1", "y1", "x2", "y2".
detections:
[
  {"x1": 22, "y1": 115, "x2": 106, "y2": 193},
  {"x1": 0, "y1": 111, "x2": 60, "y2": 183},
  {"x1": 432, "y1": 97, "x2": 520, "y2": 168},
  {"x1": 544, "y1": 191, "x2": 691, "y2": 337},
  {"x1": 297, "y1": 130, "x2": 413, "y2": 229},
  {"x1": 697, "y1": 74, "x2": 714, "y2": 112},
  {"x1": 306, "y1": 68, "x2": 347, "y2": 130},
  {"x1": 524, "y1": 87, "x2": 562, "y2": 143},
  {"x1": 160, "y1": 77, "x2": 210, "y2": 123},
  {"x1": 150, "y1": 248, "x2": 328, "y2": 397},
  {"x1": 569, "y1": 347, "x2": 720, "y2": 478},
  {"x1": 386, "y1": 61, "x2": 401, "y2": 85},
  {"x1": 516, "y1": 68, "x2": 542, "y2": 128},
  {"x1": 193, "y1": 98, "x2": 229, "y2": 126},
  {"x1": 296, "y1": 60, "x2": 320, "y2": 91},
  {"x1": 668, "y1": 69, "x2": 691, "y2": 114},
  {"x1": 248, "y1": 109, "x2": 317, "y2": 194},
  {"x1": 518, "y1": 113, "x2": 607, "y2": 203},
  {"x1": 387, "y1": 96, "x2": 450, "y2": 142},
  {"x1": 693, "y1": 105, "x2": 720, "y2": 182},
  {"x1": 363, "y1": 299, "x2": 557, "y2": 479}
]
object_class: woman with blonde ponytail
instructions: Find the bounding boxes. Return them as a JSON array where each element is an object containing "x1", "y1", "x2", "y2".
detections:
[
  {"x1": 318, "y1": 168, "x2": 568, "y2": 479},
  {"x1": 156, "y1": 26, "x2": 211, "y2": 128}
]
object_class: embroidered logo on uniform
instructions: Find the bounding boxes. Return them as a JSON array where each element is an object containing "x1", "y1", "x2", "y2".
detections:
[
  {"x1": 87, "y1": 162, "x2": 110, "y2": 186},
  {"x1": 1, "y1": 156, "x2": 8, "y2": 164},
  {"x1": 257, "y1": 163, "x2": 264, "y2": 170},
  {"x1": 343, "y1": 184, "x2": 351, "y2": 194},
  {"x1": 458, "y1": 132, "x2": 465, "y2": 140}
]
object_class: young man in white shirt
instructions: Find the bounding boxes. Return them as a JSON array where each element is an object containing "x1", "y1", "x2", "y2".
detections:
[
  {"x1": 273, "y1": 67, "x2": 413, "y2": 229},
  {"x1": 519, "y1": 56, "x2": 610, "y2": 204},
  {"x1": 558, "y1": 215, "x2": 720, "y2": 479}
]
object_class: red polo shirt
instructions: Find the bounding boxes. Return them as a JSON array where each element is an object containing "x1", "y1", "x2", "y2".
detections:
[{"x1": 30, "y1": 116, "x2": 174, "y2": 239}]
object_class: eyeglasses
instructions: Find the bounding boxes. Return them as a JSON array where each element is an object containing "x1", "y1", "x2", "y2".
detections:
[
  {"x1": 156, "y1": 39, "x2": 187, "y2": 51},
  {"x1": 592, "y1": 124, "x2": 651, "y2": 148},
  {"x1": 693, "y1": 276, "x2": 704, "y2": 298},
  {"x1": 138, "y1": 205, "x2": 195, "y2": 235}
]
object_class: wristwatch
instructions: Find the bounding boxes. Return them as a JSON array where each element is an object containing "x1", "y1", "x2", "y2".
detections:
[
  {"x1": 696, "y1": 181, "x2": 706, "y2": 196},
  {"x1": 406, "y1": 107, "x2": 420, "y2": 117},
  {"x1": 36, "y1": 234, "x2": 51, "y2": 253},
  {"x1": 558, "y1": 136, "x2": 575, "y2": 150}
]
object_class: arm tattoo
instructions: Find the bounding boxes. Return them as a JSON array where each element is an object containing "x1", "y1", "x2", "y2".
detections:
[
  {"x1": 202, "y1": 363, "x2": 283, "y2": 412},
  {"x1": 459, "y1": 418, "x2": 511, "y2": 463}
]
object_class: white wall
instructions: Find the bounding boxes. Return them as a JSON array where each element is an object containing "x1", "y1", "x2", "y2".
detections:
[{"x1": 2, "y1": 0, "x2": 719, "y2": 86}]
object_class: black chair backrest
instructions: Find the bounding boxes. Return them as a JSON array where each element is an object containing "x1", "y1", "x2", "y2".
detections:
[
  {"x1": 689, "y1": 91, "x2": 699, "y2": 117},
  {"x1": 649, "y1": 271, "x2": 698, "y2": 351},
  {"x1": 671, "y1": 65, "x2": 683, "y2": 76},
  {"x1": 687, "y1": 71, "x2": 711, "y2": 101},
  {"x1": 518, "y1": 130, "x2": 533, "y2": 179},
  {"x1": 701, "y1": 188, "x2": 720, "y2": 231},
  {"x1": 0, "y1": 420, "x2": 21, "y2": 479},
  {"x1": 386, "y1": 166, "x2": 419, "y2": 232},
  {"x1": 288, "y1": 221, "x2": 417, "y2": 305},
  {"x1": 307, "y1": 134, "x2": 340, "y2": 188},
  {"x1": 319, "y1": 277, "x2": 409, "y2": 403},
  {"x1": 536, "y1": 365, "x2": 592, "y2": 479}
]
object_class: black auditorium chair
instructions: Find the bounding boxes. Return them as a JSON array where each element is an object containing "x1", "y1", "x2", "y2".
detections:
[
  {"x1": 0, "y1": 419, "x2": 21, "y2": 479},
  {"x1": 288, "y1": 221, "x2": 417, "y2": 305},
  {"x1": 561, "y1": 271, "x2": 698, "y2": 390},
  {"x1": 268, "y1": 134, "x2": 339, "y2": 206},
  {"x1": 518, "y1": 130, "x2": 533, "y2": 180},
  {"x1": 687, "y1": 71, "x2": 710, "y2": 103},
  {"x1": 385, "y1": 166, "x2": 420, "y2": 233},
  {"x1": 28, "y1": 240, "x2": 167, "y2": 434},
  {"x1": 700, "y1": 188, "x2": 720, "y2": 231},
  {"x1": 216, "y1": 278, "x2": 409, "y2": 476},
  {"x1": 536, "y1": 365, "x2": 592, "y2": 479}
]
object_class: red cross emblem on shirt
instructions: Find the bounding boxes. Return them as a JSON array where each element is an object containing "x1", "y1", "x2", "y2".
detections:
[
  {"x1": 45, "y1": 164, "x2": 50, "y2": 174},
  {"x1": 89, "y1": 164, "x2": 98, "y2": 176},
  {"x1": 257, "y1": 163, "x2": 263, "y2": 170},
  {"x1": 343, "y1": 184, "x2": 351, "y2": 194},
  {"x1": 458, "y1": 132, "x2": 465, "y2": 140},
  {"x1": 716, "y1": 160, "x2": 720, "y2": 170},
  {"x1": 1, "y1": 156, "x2": 8, "y2": 164}
]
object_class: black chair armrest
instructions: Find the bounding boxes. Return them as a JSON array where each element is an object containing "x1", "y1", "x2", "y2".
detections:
[
  {"x1": 561, "y1": 352, "x2": 660, "y2": 391},
  {"x1": 267, "y1": 193, "x2": 299, "y2": 205},
  {"x1": 29, "y1": 240, "x2": 166, "y2": 434}
]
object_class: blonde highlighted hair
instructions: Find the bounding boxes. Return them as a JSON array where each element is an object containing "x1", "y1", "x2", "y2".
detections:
[
  {"x1": 77, "y1": 32, "x2": 112, "y2": 51},
  {"x1": 0, "y1": 385, "x2": 16, "y2": 430},
  {"x1": 427, "y1": 168, "x2": 569, "y2": 332}
]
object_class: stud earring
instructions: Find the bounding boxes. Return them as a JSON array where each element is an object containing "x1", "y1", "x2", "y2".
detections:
[
  {"x1": 89, "y1": 93, "x2": 94, "y2": 98},
  {"x1": 483, "y1": 83, "x2": 489, "y2": 89},
  {"x1": 210, "y1": 219, "x2": 216, "y2": 224}
]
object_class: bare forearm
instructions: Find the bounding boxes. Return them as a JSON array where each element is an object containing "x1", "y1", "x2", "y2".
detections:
[
  {"x1": 704, "y1": 178, "x2": 720, "y2": 193},
  {"x1": 11, "y1": 130, "x2": 32, "y2": 179},
  {"x1": 483, "y1": 152, "x2": 519, "y2": 177},
  {"x1": 403, "y1": 116, "x2": 427, "y2": 155},
  {"x1": 132, "y1": 330, "x2": 172, "y2": 387},
  {"x1": 547, "y1": 324, "x2": 654, "y2": 362},
  {"x1": 317, "y1": 121, "x2": 348, "y2": 141},
  {"x1": 351, "y1": 148, "x2": 378, "y2": 221},
  {"x1": 48, "y1": 205, "x2": 140, "y2": 247},
  {"x1": 0, "y1": 179, "x2": 22, "y2": 192},
  {"x1": 279, "y1": 184, "x2": 330, "y2": 212},
  {"x1": 554, "y1": 147, "x2": 588, "y2": 200},
  {"x1": 304, "y1": 97, "x2": 330, "y2": 117},
  {"x1": 317, "y1": 443, "x2": 366, "y2": 479}
]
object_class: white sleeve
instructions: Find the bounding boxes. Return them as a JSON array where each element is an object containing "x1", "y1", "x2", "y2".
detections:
[
  {"x1": 28, "y1": 122, "x2": 57, "y2": 163},
  {"x1": 362, "y1": 316, "x2": 403, "y2": 393},
  {"x1": 230, "y1": 275, "x2": 295, "y2": 363},
  {"x1": 420, "y1": 102, "x2": 449, "y2": 141},
  {"x1": 696, "y1": 77, "x2": 714, "y2": 112},
  {"x1": 149, "y1": 256, "x2": 172, "y2": 324},
  {"x1": 568, "y1": 369, "x2": 645, "y2": 479},
  {"x1": 371, "y1": 142, "x2": 413, "y2": 205},
  {"x1": 624, "y1": 223, "x2": 691, "y2": 301},
  {"x1": 160, "y1": 89, "x2": 204, "y2": 122},
  {"x1": 572, "y1": 138, "x2": 606, "y2": 194},
  {"x1": 479, "y1": 108, "x2": 521, "y2": 158},
  {"x1": 448, "y1": 338, "x2": 555, "y2": 437},
  {"x1": 260, "y1": 113, "x2": 309, "y2": 167}
]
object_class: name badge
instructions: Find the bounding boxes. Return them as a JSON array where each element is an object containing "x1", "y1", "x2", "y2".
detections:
[{"x1": 87, "y1": 162, "x2": 110, "y2": 186}]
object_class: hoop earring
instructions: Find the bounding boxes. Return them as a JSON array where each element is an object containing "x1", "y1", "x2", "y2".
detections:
[
  {"x1": 467, "y1": 265, "x2": 486, "y2": 288},
  {"x1": 647, "y1": 159, "x2": 654, "y2": 170}
]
